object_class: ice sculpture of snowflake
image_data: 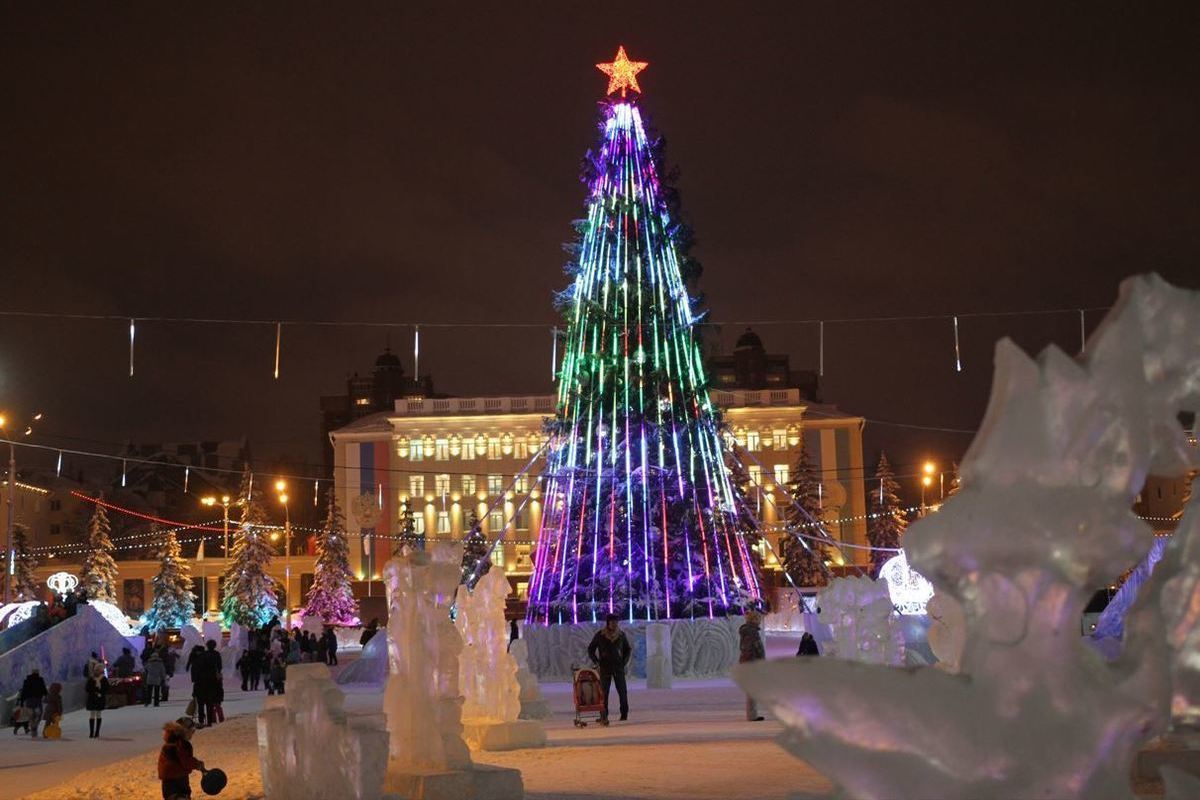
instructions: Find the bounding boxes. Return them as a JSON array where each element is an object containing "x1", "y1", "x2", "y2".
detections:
[{"x1": 736, "y1": 274, "x2": 1200, "y2": 800}]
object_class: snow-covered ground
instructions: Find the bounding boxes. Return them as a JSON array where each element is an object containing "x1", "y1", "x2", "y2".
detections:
[{"x1": 14, "y1": 634, "x2": 831, "y2": 800}]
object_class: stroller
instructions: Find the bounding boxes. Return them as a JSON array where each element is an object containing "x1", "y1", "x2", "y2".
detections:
[{"x1": 571, "y1": 664, "x2": 607, "y2": 727}]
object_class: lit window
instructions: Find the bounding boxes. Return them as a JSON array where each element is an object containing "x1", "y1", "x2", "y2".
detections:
[
  {"x1": 746, "y1": 430, "x2": 761, "y2": 451},
  {"x1": 409, "y1": 475, "x2": 425, "y2": 497},
  {"x1": 448, "y1": 434, "x2": 461, "y2": 457},
  {"x1": 774, "y1": 464, "x2": 789, "y2": 486},
  {"x1": 490, "y1": 547, "x2": 506, "y2": 568},
  {"x1": 435, "y1": 438, "x2": 449, "y2": 460},
  {"x1": 461, "y1": 474, "x2": 476, "y2": 495},
  {"x1": 488, "y1": 509, "x2": 506, "y2": 533},
  {"x1": 413, "y1": 514, "x2": 425, "y2": 535},
  {"x1": 515, "y1": 506, "x2": 530, "y2": 530},
  {"x1": 355, "y1": 397, "x2": 370, "y2": 407},
  {"x1": 516, "y1": 581, "x2": 529, "y2": 599},
  {"x1": 437, "y1": 511, "x2": 450, "y2": 534},
  {"x1": 515, "y1": 440, "x2": 529, "y2": 459},
  {"x1": 773, "y1": 429, "x2": 787, "y2": 449},
  {"x1": 748, "y1": 465, "x2": 762, "y2": 486},
  {"x1": 435, "y1": 474, "x2": 450, "y2": 495},
  {"x1": 501, "y1": 432, "x2": 514, "y2": 455},
  {"x1": 461, "y1": 438, "x2": 476, "y2": 460},
  {"x1": 410, "y1": 438, "x2": 424, "y2": 461},
  {"x1": 488, "y1": 474, "x2": 504, "y2": 495},
  {"x1": 488, "y1": 438, "x2": 502, "y2": 460},
  {"x1": 513, "y1": 474, "x2": 529, "y2": 493}
]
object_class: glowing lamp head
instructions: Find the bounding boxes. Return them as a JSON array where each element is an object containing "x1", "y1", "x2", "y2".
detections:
[
  {"x1": 278, "y1": 493, "x2": 289, "y2": 505},
  {"x1": 923, "y1": 461, "x2": 936, "y2": 475},
  {"x1": 922, "y1": 476, "x2": 933, "y2": 487},
  {"x1": 201, "y1": 496, "x2": 216, "y2": 507},
  {"x1": 221, "y1": 494, "x2": 231, "y2": 504},
  {"x1": 0, "y1": 415, "x2": 6, "y2": 428},
  {"x1": 274, "y1": 479, "x2": 287, "y2": 493}
]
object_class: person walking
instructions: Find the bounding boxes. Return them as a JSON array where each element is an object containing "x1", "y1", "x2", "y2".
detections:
[
  {"x1": 739, "y1": 610, "x2": 767, "y2": 721},
  {"x1": 161, "y1": 645, "x2": 178, "y2": 702},
  {"x1": 249, "y1": 648, "x2": 264, "y2": 691},
  {"x1": 268, "y1": 654, "x2": 286, "y2": 695},
  {"x1": 85, "y1": 666, "x2": 110, "y2": 738},
  {"x1": 237, "y1": 650, "x2": 252, "y2": 692},
  {"x1": 144, "y1": 650, "x2": 167, "y2": 707},
  {"x1": 796, "y1": 631, "x2": 820, "y2": 656},
  {"x1": 199, "y1": 640, "x2": 224, "y2": 725},
  {"x1": 587, "y1": 614, "x2": 632, "y2": 724},
  {"x1": 186, "y1": 645, "x2": 208, "y2": 727},
  {"x1": 17, "y1": 668, "x2": 48, "y2": 737},
  {"x1": 324, "y1": 627, "x2": 339, "y2": 666}
]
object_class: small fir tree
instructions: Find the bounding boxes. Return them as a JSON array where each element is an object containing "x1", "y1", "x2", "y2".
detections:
[
  {"x1": 145, "y1": 526, "x2": 197, "y2": 631},
  {"x1": 81, "y1": 496, "x2": 119, "y2": 602},
  {"x1": 220, "y1": 466, "x2": 279, "y2": 626},
  {"x1": 303, "y1": 490, "x2": 359, "y2": 625},
  {"x1": 781, "y1": 439, "x2": 829, "y2": 588},
  {"x1": 12, "y1": 523, "x2": 40, "y2": 601},
  {"x1": 867, "y1": 453, "x2": 908, "y2": 577},
  {"x1": 396, "y1": 498, "x2": 420, "y2": 554},
  {"x1": 460, "y1": 509, "x2": 491, "y2": 587}
]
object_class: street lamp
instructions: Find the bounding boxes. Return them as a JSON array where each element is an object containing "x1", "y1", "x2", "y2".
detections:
[
  {"x1": 1, "y1": 412, "x2": 42, "y2": 603},
  {"x1": 200, "y1": 494, "x2": 238, "y2": 560},
  {"x1": 275, "y1": 480, "x2": 291, "y2": 619}
]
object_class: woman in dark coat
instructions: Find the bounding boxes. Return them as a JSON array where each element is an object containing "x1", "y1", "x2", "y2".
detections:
[{"x1": 85, "y1": 668, "x2": 109, "y2": 738}]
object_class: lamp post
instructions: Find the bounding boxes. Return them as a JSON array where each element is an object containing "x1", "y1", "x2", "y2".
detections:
[
  {"x1": 275, "y1": 480, "x2": 291, "y2": 619},
  {"x1": 1, "y1": 412, "x2": 42, "y2": 603},
  {"x1": 200, "y1": 494, "x2": 237, "y2": 559},
  {"x1": 921, "y1": 460, "x2": 937, "y2": 517}
]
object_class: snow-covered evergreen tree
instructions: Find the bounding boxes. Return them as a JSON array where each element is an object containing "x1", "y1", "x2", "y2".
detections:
[
  {"x1": 12, "y1": 523, "x2": 40, "y2": 601},
  {"x1": 220, "y1": 466, "x2": 279, "y2": 626},
  {"x1": 81, "y1": 496, "x2": 119, "y2": 602},
  {"x1": 396, "y1": 498, "x2": 421, "y2": 554},
  {"x1": 460, "y1": 509, "x2": 491, "y2": 588},
  {"x1": 867, "y1": 452, "x2": 908, "y2": 577},
  {"x1": 781, "y1": 439, "x2": 829, "y2": 588},
  {"x1": 145, "y1": 525, "x2": 196, "y2": 631},
  {"x1": 303, "y1": 489, "x2": 358, "y2": 625}
]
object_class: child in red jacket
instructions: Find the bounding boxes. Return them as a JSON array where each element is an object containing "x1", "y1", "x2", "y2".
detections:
[{"x1": 158, "y1": 717, "x2": 207, "y2": 800}]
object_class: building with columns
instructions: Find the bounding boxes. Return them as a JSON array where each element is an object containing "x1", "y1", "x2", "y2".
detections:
[{"x1": 330, "y1": 389, "x2": 868, "y2": 601}]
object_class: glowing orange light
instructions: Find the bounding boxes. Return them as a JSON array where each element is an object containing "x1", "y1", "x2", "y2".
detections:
[{"x1": 596, "y1": 46, "x2": 648, "y2": 97}]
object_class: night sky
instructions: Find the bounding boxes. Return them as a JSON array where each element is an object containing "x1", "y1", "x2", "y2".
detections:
[{"x1": 2, "y1": 3, "x2": 1197, "y2": 496}]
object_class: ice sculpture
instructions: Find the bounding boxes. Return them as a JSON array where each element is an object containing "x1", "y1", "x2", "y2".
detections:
[
  {"x1": 736, "y1": 274, "x2": 1200, "y2": 799},
  {"x1": 455, "y1": 568, "x2": 545, "y2": 750},
  {"x1": 336, "y1": 629, "x2": 389, "y2": 686},
  {"x1": 925, "y1": 593, "x2": 965, "y2": 673},
  {"x1": 257, "y1": 662, "x2": 388, "y2": 800},
  {"x1": 509, "y1": 639, "x2": 551, "y2": 720},
  {"x1": 645, "y1": 623, "x2": 673, "y2": 689},
  {"x1": 815, "y1": 576, "x2": 904, "y2": 665},
  {"x1": 382, "y1": 545, "x2": 522, "y2": 799}
]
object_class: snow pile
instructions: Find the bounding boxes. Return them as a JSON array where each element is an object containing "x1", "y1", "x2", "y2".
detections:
[
  {"x1": 257, "y1": 662, "x2": 388, "y2": 799},
  {"x1": 736, "y1": 273, "x2": 1200, "y2": 799},
  {"x1": 815, "y1": 576, "x2": 904, "y2": 665}
]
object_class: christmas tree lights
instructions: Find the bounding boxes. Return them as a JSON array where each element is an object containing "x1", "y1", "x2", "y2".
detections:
[{"x1": 526, "y1": 51, "x2": 763, "y2": 623}]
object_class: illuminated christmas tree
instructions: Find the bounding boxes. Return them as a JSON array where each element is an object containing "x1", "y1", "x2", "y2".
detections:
[
  {"x1": 12, "y1": 524, "x2": 40, "y2": 601},
  {"x1": 81, "y1": 496, "x2": 119, "y2": 603},
  {"x1": 460, "y1": 509, "x2": 491, "y2": 588},
  {"x1": 145, "y1": 526, "x2": 197, "y2": 631},
  {"x1": 221, "y1": 466, "x2": 279, "y2": 627},
  {"x1": 303, "y1": 490, "x2": 358, "y2": 625},
  {"x1": 526, "y1": 48, "x2": 763, "y2": 623},
  {"x1": 781, "y1": 440, "x2": 829, "y2": 588},
  {"x1": 867, "y1": 453, "x2": 907, "y2": 577}
]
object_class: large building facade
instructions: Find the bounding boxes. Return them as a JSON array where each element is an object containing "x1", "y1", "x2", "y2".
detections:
[{"x1": 330, "y1": 389, "x2": 868, "y2": 602}]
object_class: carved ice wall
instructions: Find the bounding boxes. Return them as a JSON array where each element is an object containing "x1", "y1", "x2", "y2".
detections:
[
  {"x1": 456, "y1": 568, "x2": 521, "y2": 723},
  {"x1": 736, "y1": 274, "x2": 1200, "y2": 800},
  {"x1": 816, "y1": 576, "x2": 904, "y2": 666}
]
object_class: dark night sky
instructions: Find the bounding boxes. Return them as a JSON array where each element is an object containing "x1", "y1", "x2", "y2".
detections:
[{"x1": 2, "y1": 3, "x2": 1197, "y2": 494}]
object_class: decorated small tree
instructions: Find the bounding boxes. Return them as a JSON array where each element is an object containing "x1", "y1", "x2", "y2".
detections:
[
  {"x1": 145, "y1": 526, "x2": 197, "y2": 631},
  {"x1": 221, "y1": 466, "x2": 279, "y2": 626},
  {"x1": 12, "y1": 523, "x2": 40, "y2": 601},
  {"x1": 81, "y1": 496, "x2": 119, "y2": 602},
  {"x1": 303, "y1": 490, "x2": 359, "y2": 625},
  {"x1": 867, "y1": 452, "x2": 908, "y2": 577},
  {"x1": 460, "y1": 509, "x2": 491, "y2": 588},
  {"x1": 396, "y1": 498, "x2": 419, "y2": 554},
  {"x1": 781, "y1": 439, "x2": 829, "y2": 588}
]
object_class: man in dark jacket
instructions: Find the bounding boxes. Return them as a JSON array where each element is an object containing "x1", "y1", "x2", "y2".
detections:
[
  {"x1": 18, "y1": 668, "x2": 49, "y2": 736},
  {"x1": 738, "y1": 610, "x2": 766, "y2": 721},
  {"x1": 587, "y1": 614, "x2": 632, "y2": 723},
  {"x1": 113, "y1": 647, "x2": 136, "y2": 678}
]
